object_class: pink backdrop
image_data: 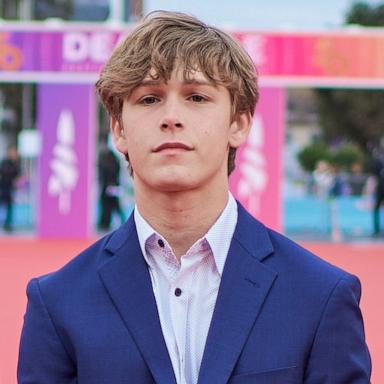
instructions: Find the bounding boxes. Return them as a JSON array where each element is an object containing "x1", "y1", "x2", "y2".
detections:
[
  {"x1": 38, "y1": 84, "x2": 96, "y2": 238},
  {"x1": 230, "y1": 87, "x2": 285, "y2": 231}
]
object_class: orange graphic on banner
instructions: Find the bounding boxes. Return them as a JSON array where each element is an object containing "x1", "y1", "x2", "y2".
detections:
[
  {"x1": 313, "y1": 38, "x2": 349, "y2": 76},
  {"x1": 0, "y1": 32, "x2": 23, "y2": 71}
]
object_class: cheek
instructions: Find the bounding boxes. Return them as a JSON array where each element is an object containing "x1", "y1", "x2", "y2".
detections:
[
  {"x1": 123, "y1": 118, "x2": 140, "y2": 145},
  {"x1": 123, "y1": 125, "x2": 152, "y2": 162},
  {"x1": 206, "y1": 117, "x2": 232, "y2": 144}
]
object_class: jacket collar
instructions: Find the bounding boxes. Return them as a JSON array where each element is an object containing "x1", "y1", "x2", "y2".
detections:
[
  {"x1": 100, "y1": 215, "x2": 177, "y2": 384},
  {"x1": 198, "y1": 202, "x2": 277, "y2": 383}
]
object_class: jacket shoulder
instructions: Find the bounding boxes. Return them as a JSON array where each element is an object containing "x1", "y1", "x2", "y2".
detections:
[
  {"x1": 270, "y1": 229, "x2": 348, "y2": 273},
  {"x1": 35, "y1": 231, "x2": 119, "y2": 295},
  {"x1": 236, "y1": 203, "x2": 351, "y2": 283}
]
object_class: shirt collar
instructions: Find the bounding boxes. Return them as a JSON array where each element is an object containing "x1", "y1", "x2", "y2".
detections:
[
  {"x1": 134, "y1": 192, "x2": 238, "y2": 276},
  {"x1": 204, "y1": 193, "x2": 237, "y2": 275}
]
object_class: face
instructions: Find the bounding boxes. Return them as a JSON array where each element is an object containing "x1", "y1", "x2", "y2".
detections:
[{"x1": 111, "y1": 67, "x2": 251, "y2": 195}]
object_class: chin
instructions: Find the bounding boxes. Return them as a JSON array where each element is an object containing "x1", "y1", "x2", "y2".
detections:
[
  {"x1": 151, "y1": 177, "x2": 196, "y2": 193},
  {"x1": 132, "y1": 168, "x2": 192, "y2": 192},
  {"x1": 135, "y1": 166, "x2": 221, "y2": 193}
]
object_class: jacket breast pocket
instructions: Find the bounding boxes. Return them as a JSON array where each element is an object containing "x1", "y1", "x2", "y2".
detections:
[{"x1": 228, "y1": 366, "x2": 298, "y2": 384}]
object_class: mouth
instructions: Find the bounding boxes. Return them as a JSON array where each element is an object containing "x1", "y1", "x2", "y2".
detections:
[{"x1": 153, "y1": 142, "x2": 194, "y2": 153}]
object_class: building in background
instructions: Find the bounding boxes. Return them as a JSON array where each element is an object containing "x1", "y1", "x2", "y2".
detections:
[{"x1": 0, "y1": 0, "x2": 142, "y2": 22}]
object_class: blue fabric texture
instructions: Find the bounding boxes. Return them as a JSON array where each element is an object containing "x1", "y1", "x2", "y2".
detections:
[{"x1": 18, "y1": 202, "x2": 371, "y2": 383}]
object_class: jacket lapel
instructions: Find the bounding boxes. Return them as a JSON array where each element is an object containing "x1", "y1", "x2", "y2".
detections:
[
  {"x1": 98, "y1": 216, "x2": 176, "y2": 384},
  {"x1": 198, "y1": 204, "x2": 278, "y2": 384}
]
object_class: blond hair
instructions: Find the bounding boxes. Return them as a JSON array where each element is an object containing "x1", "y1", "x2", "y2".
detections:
[{"x1": 96, "y1": 11, "x2": 258, "y2": 174}]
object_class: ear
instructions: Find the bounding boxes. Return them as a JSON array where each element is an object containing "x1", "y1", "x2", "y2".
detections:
[
  {"x1": 228, "y1": 112, "x2": 252, "y2": 149},
  {"x1": 110, "y1": 115, "x2": 129, "y2": 155}
]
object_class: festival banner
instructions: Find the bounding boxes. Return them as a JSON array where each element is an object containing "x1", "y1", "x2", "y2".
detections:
[
  {"x1": 37, "y1": 84, "x2": 96, "y2": 238},
  {"x1": 1, "y1": 26, "x2": 384, "y2": 84}
]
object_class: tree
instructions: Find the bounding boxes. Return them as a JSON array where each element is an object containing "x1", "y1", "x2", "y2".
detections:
[
  {"x1": 330, "y1": 143, "x2": 366, "y2": 169},
  {"x1": 317, "y1": 88, "x2": 384, "y2": 149},
  {"x1": 315, "y1": 2, "x2": 384, "y2": 151},
  {"x1": 297, "y1": 141, "x2": 365, "y2": 172},
  {"x1": 34, "y1": 0, "x2": 74, "y2": 20},
  {"x1": 297, "y1": 142, "x2": 331, "y2": 172},
  {"x1": 346, "y1": 2, "x2": 384, "y2": 25}
]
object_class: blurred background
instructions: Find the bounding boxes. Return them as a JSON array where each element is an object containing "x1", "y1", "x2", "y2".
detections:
[
  {"x1": 0, "y1": 1, "x2": 383, "y2": 383},
  {"x1": 1, "y1": 0, "x2": 384, "y2": 241}
]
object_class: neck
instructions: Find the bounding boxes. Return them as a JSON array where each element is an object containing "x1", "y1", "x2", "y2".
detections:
[{"x1": 135, "y1": 184, "x2": 229, "y2": 259}]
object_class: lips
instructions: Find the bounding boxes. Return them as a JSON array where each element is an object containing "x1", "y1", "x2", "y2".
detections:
[{"x1": 153, "y1": 142, "x2": 193, "y2": 152}]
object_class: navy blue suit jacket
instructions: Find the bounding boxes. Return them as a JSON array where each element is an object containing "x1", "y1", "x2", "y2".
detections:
[{"x1": 18, "y1": 203, "x2": 371, "y2": 383}]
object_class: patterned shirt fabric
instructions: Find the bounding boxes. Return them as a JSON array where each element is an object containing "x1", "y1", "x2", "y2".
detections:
[{"x1": 134, "y1": 193, "x2": 238, "y2": 384}]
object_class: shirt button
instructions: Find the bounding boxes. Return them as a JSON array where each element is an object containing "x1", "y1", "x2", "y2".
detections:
[
  {"x1": 174, "y1": 288, "x2": 182, "y2": 297},
  {"x1": 158, "y1": 239, "x2": 165, "y2": 248}
]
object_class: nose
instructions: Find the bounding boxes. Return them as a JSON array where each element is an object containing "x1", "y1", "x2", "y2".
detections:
[
  {"x1": 159, "y1": 98, "x2": 184, "y2": 130},
  {"x1": 160, "y1": 118, "x2": 183, "y2": 130}
]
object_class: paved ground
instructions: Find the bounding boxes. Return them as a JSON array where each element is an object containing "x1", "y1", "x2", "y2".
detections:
[{"x1": 1, "y1": 236, "x2": 382, "y2": 383}]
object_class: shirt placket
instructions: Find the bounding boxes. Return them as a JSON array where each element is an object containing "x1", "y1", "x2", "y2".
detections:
[{"x1": 170, "y1": 257, "x2": 199, "y2": 384}]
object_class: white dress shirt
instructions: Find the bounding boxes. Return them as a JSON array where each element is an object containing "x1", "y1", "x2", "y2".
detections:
[{"x1": 134, "y1": 193, "x2": 238, "y2": 384}]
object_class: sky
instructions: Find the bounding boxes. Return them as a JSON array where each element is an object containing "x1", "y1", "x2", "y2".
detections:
[{"x1": 144, "y1": 0, "x2": 383, "y2": 30}]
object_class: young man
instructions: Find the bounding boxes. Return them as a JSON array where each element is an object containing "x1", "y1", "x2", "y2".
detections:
[{"x1": 18, "y1": 11, "x2": 371, "y2": 383}]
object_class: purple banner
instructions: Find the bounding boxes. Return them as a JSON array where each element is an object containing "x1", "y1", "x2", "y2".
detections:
[
  {"x1": 37, "y1": 84, "x2": 96, "y2": 238},
  {"x1": 1, "y1": 29, "x2": 123, "y2": 73}
]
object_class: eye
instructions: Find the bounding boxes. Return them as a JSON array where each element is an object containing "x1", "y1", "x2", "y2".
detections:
[
  {"x1": 139, "y1": 96, "x2": 159, "y2": 105},
  {"x1": 189, "y1": 94, "x2": 206, "y2": 103}
]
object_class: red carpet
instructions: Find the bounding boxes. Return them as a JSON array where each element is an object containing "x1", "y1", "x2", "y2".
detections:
[{"x1": 1, "y1": 237, "x2": 382, "y2": 383}]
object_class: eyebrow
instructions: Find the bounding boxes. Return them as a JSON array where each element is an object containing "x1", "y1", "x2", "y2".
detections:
[
  {"x1": 184, "y1": 79, "x2": 216, "y2": 87},
  {"x1": 137, "y1": 78, "x2": 216, "y2": 88}
]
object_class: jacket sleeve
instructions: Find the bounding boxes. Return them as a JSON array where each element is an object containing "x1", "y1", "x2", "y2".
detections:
[
  {"x1": 304, "y1": 274, "x2": 371, "y2": 383},
  {"x1": 18, "y1": 278, "x2": 77, "y2": 383}
]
